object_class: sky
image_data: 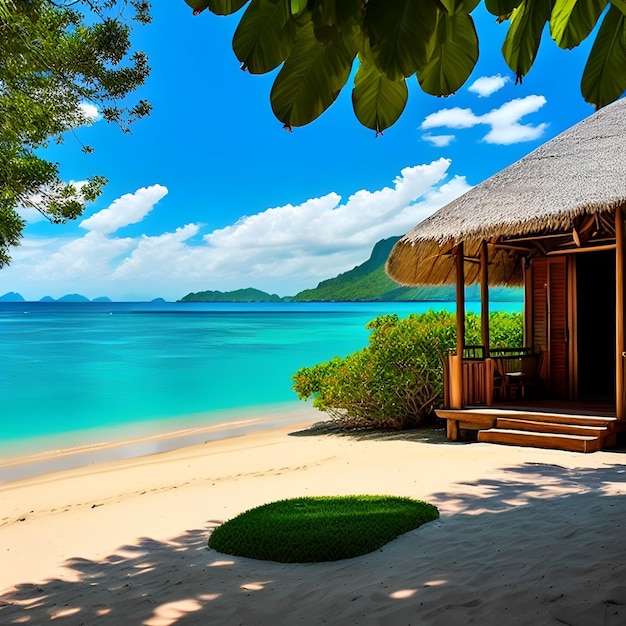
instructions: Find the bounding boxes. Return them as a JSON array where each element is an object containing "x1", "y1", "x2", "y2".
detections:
[{"x1": 0, "y1": 3, "x2": 601, "y2": 301}]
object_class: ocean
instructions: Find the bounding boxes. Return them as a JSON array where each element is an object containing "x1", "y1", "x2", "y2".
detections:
[{"x1": 1, "y1": 300, "x2": 522, "y2": 471}]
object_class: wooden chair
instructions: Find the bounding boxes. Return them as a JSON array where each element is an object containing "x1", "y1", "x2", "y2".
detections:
[
  {"x1": 491, "y1": 348, "x2": 543, "y2": 400},
  {"x1": 505, "y1": 351, "x2": 543, "y2": 399}
]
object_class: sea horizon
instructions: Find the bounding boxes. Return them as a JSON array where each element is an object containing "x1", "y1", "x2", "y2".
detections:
[{"x1": 1, "y1": 300, "x2": 523, "y2": 481}]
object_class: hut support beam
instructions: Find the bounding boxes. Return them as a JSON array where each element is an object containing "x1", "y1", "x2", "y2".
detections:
[
  {"x1": 480, "y1": 241, "x2": 490, "y2": 354},
  {"x1": 616, "y1": 205, "x2": 625, "y2": 420},
  {"x1": 480, "y1": 241, "x2": 494, "y2": 407},
  {"x1": 449, "y1": 244, "x2": 465, "y2": 412}
]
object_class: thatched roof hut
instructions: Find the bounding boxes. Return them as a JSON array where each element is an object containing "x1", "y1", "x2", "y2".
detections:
[{"x1": 386, "y1": 97, "x2": 626, "y2": 287}]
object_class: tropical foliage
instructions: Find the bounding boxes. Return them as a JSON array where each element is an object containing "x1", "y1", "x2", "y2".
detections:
[
  {"x1": 292, "y1": 310, "x2": 523, "y2": 429},
  {"x1": 185, "y1": 0, "x2": 626, "y2": 132},
  {"x1": 0, "y1": 0, "x2": 151, "y2": 267},
  {"x1": 208, "y1": 495, "x2": 439, "y2": 562}
]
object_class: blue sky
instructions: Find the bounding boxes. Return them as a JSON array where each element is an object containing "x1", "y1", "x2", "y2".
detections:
[{"x1": 0, "y1": 2, "x2": 599, "y2": 301}]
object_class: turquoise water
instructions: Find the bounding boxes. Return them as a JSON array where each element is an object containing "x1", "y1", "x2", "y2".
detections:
[{"x1": 0, "y1": 300, "x2": 522, "y2": 459}]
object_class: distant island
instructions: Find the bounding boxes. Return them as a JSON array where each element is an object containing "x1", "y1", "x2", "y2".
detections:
[
  {"x1": 179, "y1": 237, "x2": 523, "y2": 303},
  {"x1": 0, "y1": 293, "x2": 166, "y2": 303},
  {"x1": 0, "y1": 292, "x2": 114, "y2": 303},
  {"x1": 1, "y1": 237, "x2": 523, "y2": 304},
  {"x1": 180, "y1": 288, "x2": 283, "y2": 303}
]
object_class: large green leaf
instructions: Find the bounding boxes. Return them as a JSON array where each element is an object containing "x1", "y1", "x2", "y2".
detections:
[
  {"x1": 502, "y1": 0, "x2": 555, "y2": 81},
  {"x1": 352, "y1": 58, "x2": 408, "y2": 133},
  {"x1": 581, "y1": 4, "x2": 626, "y2": 107},
  {"x1": 270, "y1": 21, "x2": 357, "y2": 127},
  {"x1": 439, "y1": 0, "x2": 481, "y2": 14},
  {"x1": 485, "y1": 0, "x2": 524, "y2": 18},
  {"x1": 418, "y1": 11, "x2": 478, "y2": 96},
  {"x1": 290, "y1": 0, "x2": 307, "y2": 15},
  {"x1": 309, "y1": 0, "x2": 364, "y2": 38},
  {"x1": 208, "y1": 0, "x2": 250, "y2": 15},
  {"x1": 233, "y1": 0, "x2": 294, "y2": 74},
  {"x1": 611, "y1": 0, "x2": 626, "y2": 18},
  {"x1": 185, "y1": 0, "x2": 211, "y2": 13},
  {"x1": 307, "y1": 0, "x2": 363, "y2": 44},
  {"x1": 551, "y1": 0, "x2": 608, "y2": 49},
  {"x1": 364, "y1": 0, "x2": 440, "y2": 81}
]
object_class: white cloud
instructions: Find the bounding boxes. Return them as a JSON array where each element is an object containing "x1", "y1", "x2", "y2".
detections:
[
  {"x1": 422, "y1": 133, "x2": 456, "y2": 147},
  {"x1": 78, "y1": 102, "x2": 101, "y2": 122},
  {"x1": 421, "y1": 95, "x2": 548, "y2": 145},
  {"x1": 80, "y1": 185, "x2": 168, "y2": 235},
  {"x1": 16, "y1": 206, "x2": 47, "y2": 224},
  {"x1": 423, "y1": 107, "x2": 480, "y2": 130},
  {"x1": 0, "y1": 163, "x2": 472, "y2": 301},
  {"x1": 481, "y1": 96, "x2": 549, "y2": 144},
  {"x1": 205, "y1": 160, "x2": 458, "y2": 254},
  {"x1": 468, "y1": 75, "x2": 510, "y2": 97},
  {"x1": 32, "y1": 231, "x2": 136, "y2": 280}
]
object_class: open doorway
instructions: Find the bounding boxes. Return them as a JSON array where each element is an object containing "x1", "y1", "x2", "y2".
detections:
[{"x1": 576, "y1": 250, "x2": 615, "y2": 401}]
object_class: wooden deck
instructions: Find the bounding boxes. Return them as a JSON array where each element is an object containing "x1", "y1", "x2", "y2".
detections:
[{"x1": 437, "y1": 402, "x2": 620, "y2": 453}]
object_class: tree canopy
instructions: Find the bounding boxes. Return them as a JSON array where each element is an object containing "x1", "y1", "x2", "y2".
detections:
[
  {"x1": 0, "y1": 0, "x2": 151, "y2": 267},
  {"x1": 185, "y1": 0, "x2": 626, "y2": 133}
]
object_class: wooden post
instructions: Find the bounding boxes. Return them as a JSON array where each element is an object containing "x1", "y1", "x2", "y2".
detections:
[
  {"x1": 616, "y1": 205, "x2": 625, "y2": 419},
  {"x1": 480, "y1": 241, "x2": 490, "y2": 355},
  {"x1": 456, "y1": 242, "x2": 465, "y2": 356},
  {"x1": 523, "y1": 259, "x2": 532, "y2": 349},
  {"x1": 450, "y1": 243, "x2": 465, "y2": 409},
  {"x1": 480, "y1": 241, "x2": 493, "y2": 406}
]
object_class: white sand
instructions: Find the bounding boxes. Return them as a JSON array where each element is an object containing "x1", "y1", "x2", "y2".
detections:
[{"x1": 1, "y1": 419, "x2": 626, "y2": 625}]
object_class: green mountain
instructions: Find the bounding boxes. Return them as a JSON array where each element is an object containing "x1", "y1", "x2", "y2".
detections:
[
  {"x1": 180, "y1": 237, "x2": 523, "y2": 302},
  {"x1": 179, "y1": 287, "x2": 283, "y2": 303},
  {"x1": 293, "y1": 238, "x2": 522, "y2": 302}
]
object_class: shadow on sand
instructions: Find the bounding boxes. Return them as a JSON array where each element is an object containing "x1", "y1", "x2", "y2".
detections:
[
  {"x1": 2, "y1": 460, "x2": 626, "y2": 624},
  {"x1": 289, "y1": 421, "x2": 449, "y2": 444}
]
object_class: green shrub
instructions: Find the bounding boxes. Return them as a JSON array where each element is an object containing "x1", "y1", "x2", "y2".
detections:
[
  {"x1": 292, "y1": 310, "x2": 523, "y2": 429},
  {"x1": 208, "y1": 495, "x2": 439, "y2": 563}
]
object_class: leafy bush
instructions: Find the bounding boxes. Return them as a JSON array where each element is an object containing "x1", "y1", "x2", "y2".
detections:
[
  {"x1": 292, "y1": 310, "x2": 523, "y2": 429},
  {"x1": 208, "y1": 495, "x2": 439, "y2": 563}
]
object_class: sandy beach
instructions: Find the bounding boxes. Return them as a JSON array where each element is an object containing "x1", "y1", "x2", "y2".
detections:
[{"x1": 2, "y1": 416, "x2": 626, "y2": 625}]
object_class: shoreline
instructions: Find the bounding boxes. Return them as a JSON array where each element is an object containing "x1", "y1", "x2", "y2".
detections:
[
  {"x1": 0, "y1": 403, "x2": 320, "y2": 484},
  {"x1": 2, "y1": 420, "x2": 626, "y2": 623}
]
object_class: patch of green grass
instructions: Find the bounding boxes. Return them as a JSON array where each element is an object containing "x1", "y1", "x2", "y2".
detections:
[{"x1": 208, "y1": 495, "x2": 439, "y2": 563}]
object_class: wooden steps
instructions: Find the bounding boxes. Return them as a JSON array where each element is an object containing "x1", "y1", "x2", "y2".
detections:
[
  {"x1": 495, "y1": 418, "x2": 608, "y2": 438},
  {"x1": 478, "y1": 428, "x2": 601, "y2": 453},
  {"x1": 437, "y1": 407, "x2": 618, "y2": 453}
]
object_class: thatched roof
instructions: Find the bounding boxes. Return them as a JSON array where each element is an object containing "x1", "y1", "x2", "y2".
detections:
[{"x1": 386, "y1": 97, "x2": 626, "y2": 287}]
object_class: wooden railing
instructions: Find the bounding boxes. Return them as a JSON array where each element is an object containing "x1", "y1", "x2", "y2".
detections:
[
  {"x1": 444, "y1": 346, "x2": 542, "y2": 408},
  {"x1": 445, "y1": 346, "x2": 494, "y2": 408},
  {"x1": 462, "y1": 358, "x2": 494, "y2": 405}
]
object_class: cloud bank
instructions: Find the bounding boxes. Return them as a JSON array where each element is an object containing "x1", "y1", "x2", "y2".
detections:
[
  {"x1": 0, "y1": 162, "x2": 471, "y2": 301},
  {"x1": 421, "y1": 95, "x2": 548, "y2": 145}
]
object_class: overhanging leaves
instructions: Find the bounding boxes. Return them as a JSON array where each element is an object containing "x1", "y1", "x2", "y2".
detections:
[
  {"x1": 352, "y1": 58, "x2": 408, "y2": 134},
  {"x1": 581, "y1": 4, "x2": 626, "y2": 107},
  {"x1": 188, "y1": 0, "x2": 626, "y2": 130},
  {"x1": 418, "y1": 10, "x2": 478, "y2": 96},
  {"x1": 233, "y1": 0, "x2": 293, "y2": 73},
  {"x1": 551, "y1": 0, "x2": 608, "y2": 49},
  {"x1": 364, "y1": 0, "x2": 440, "y2": 81},
  {"x1": 208, "y1": 0, "x2": 249, "y2": 15},
  {"x1": 485, "y1": 0, "x2": 524, "y2": 19},
  {"x1": 271, "y1": 20, "x2": 357, "y2": 127},
  {"x1": 502, "y1": 0, "x2": 555, "y2": 81},
  {"x1": 610, "y1": 0, "x2": 626, "y2": 18},
  {"x1": 440, "y1": 0, "x2": 481, "y2": 14},
  {"x1": 290, "y1": 0, "x2": 307, "y2": 15}
]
